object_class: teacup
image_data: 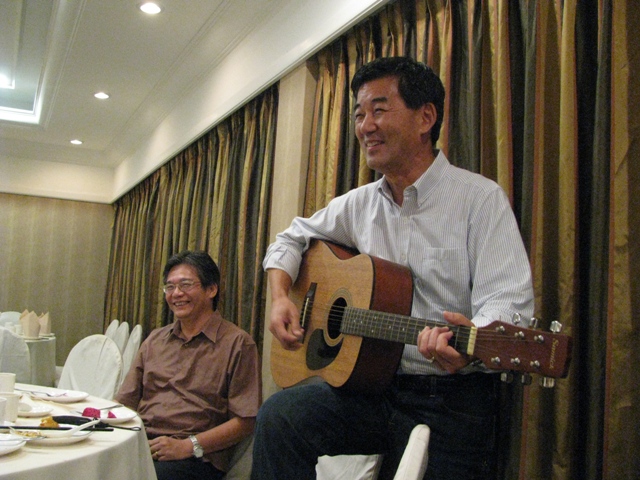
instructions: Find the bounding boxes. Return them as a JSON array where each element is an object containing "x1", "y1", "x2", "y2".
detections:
[
  {"x1": 0, "y1": 373, "x2": 15, "y2": 392},
  {"x1": 0, "y1": 393, "x2": 19, "y2": 422},
  {"x1": 0, "y1": 397, "x2": 6, "y2": 423}
]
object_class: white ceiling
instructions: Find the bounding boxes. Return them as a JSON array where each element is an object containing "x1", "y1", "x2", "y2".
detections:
[{"x1": 0, "y1": 0, "x2": 389, "y2": 203}]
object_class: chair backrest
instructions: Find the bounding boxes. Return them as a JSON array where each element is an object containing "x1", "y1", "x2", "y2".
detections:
[
  {"x1": 0, "y1": 327, "x2": 31, "y2": 383},
  {"x1": 316, "y1": 424, "x2": 430, "y2": 480},
  {"x1": 393, "y1": 424, "x2": 430, "y2": 480},
  {"x1": 316, "y1": 454, "x2": 382, "y2": 480},
  {"x1": 120, "y1": 324, "x2": 142, "y2": 386},
  {"x1": 112, "y1": 321, "x2": 130, "y2": 353},
  {"x1": 58, "y1": 334, "x2": 122, "y2": 398},
  {"x1": 223, "y1": 435, "x2": 254, "y2": 479},
  {"x1": 0, "y1": 311, "x2": 21, "y2": 327},
  {"x1": 105, "y1": 319, "x2": 119, "y2": 339}
]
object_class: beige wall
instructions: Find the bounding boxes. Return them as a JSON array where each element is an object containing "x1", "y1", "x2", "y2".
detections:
[
  {"x1": 261, "y1": 62, "x2": 318, "y2": 399},
  {"x1": 0, "y1": 193, "x2": 113, "y2": 364}
]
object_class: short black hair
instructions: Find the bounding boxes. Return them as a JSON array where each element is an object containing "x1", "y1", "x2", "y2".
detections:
[
  {"x1": 351, "y1": 56, "x2": 445, "y2": 144},
  {"x1": 163, "y1": 250, "x2": 221, "y2": 310}
]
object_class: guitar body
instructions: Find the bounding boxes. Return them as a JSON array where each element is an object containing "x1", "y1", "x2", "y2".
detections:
[{"x1": 270, "y1": 240, "x2": 414, "y2": 393}]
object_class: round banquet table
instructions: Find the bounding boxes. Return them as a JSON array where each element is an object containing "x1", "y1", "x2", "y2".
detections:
[{"x1": 1, "y1": 383, "x2": 156, "y2": 480}]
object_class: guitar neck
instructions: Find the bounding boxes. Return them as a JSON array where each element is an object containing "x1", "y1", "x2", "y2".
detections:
[{"x1": 341, "y1": 306, "x2": 477, "y2": 356}]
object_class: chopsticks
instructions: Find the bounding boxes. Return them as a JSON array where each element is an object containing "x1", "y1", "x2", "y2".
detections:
[{"x1": 0, "y1": 425, "x2": 114, "y2": 432}]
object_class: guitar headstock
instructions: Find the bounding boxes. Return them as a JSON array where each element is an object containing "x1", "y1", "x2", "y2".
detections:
[{"x1": 472, "y1": 319, "x2": 572, "y2": 381}]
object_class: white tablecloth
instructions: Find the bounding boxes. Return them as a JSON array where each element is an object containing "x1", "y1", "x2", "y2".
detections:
[
  {"x1": 1, "y1": 383, "x2": 156, "y2": 480},
  {"x1": 24, "y1": 336, "x2": 56, "y2": 387}
]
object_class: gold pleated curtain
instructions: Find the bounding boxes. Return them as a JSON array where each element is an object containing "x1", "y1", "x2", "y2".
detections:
[
  {"x1": 104, "y1": 85, "x2": 278, "y2": 348},
  {"x1": 305, "y1": 0, "x2": 637, "y2": 478}
]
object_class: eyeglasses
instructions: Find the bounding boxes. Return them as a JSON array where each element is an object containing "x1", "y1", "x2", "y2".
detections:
[{"x1": 162, "y1": 281, "x2": 201, "y2": 294}]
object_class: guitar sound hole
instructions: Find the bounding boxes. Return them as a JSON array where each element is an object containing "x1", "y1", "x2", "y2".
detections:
[{"x1": 327, "y1": 297, "x2": 347, "y2": 340}]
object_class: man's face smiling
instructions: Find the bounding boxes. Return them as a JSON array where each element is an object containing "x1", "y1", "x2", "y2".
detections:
[
  {"x1": 354, "y1": 76, "x2": 430, "y2": 177},
  {"x1": 164, "y1": 264, "x2": 217, "y2": 323}
]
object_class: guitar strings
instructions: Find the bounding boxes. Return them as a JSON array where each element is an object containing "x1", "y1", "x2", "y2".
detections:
[{"x1": 303, "y1": 300, "x2": 551, "y2": 358}]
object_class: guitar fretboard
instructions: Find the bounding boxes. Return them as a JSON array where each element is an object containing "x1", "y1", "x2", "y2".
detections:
[{"x1": 340, "y1": 306, "x2": 476, "y2": 355}]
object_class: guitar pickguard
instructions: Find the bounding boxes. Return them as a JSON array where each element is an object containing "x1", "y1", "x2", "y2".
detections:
[{"x1": 306, "y1": 329, "x2": 343, "y2": 370}]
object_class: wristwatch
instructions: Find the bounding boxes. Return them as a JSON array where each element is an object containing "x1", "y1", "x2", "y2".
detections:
[{"x1": 189, "y1": 435, "x2": 204, "y2": 458}]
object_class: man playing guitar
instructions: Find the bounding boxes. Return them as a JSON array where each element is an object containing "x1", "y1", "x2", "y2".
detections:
[{"x1": 252, "y1": 57, "x2": 535, "y2": 480}]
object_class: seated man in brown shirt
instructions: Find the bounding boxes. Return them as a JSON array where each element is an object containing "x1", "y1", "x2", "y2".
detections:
[{"x1": 116, "y1": 250, "x2": 261, "y2": 480}]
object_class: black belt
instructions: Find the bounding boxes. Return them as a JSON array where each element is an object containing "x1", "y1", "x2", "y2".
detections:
[{"x1": 393, "y1": 372, "x2": 496, "y2": 395}]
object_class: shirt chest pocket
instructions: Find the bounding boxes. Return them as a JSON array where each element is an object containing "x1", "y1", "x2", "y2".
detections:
[{"x1": 411, "y1": 247, "x2": 470, "y2": 296}]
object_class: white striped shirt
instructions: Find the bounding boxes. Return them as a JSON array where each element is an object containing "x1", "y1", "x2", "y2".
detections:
[{"x1": 264, "y1": 151, "x2": 534, "y2": 375}]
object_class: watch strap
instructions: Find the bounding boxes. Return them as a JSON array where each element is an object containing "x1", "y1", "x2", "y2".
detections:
[{"x1": 189, "y1": 435, "x2": 204, "y2": 458}]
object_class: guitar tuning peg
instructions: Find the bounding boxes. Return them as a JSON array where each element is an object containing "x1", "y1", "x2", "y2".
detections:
[
  {"x1": 549, "y1": 321, "x2": 563, "y2": 333},
  {"x1": 520, "y1": 373, "x2": 532, "y2": 385},
  {"x1": 540, "y1": 377, "x2": 556, "y2": 388},
  {"x1": 512, "y1": 313, "x2": 522, "y2": 325},
  {"x1": 529, "y1": 317, "x2": 539, "y2": 329},
  {"x1": 500, "y1": 372, "x2": 514, "y2": 384}
]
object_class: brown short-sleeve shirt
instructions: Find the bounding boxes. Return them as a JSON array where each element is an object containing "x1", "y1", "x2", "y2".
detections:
[{"x1": 116, "y1": 312, "x2": 261, "y2": 472}]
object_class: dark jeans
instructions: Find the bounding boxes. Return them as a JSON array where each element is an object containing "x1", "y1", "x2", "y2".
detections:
[
  {"x1": 154, "y1": 457, "x2": 224, "y2": 480},
  {"x1": 251, "y1": 373, "x2": 498, "y2": 480}
]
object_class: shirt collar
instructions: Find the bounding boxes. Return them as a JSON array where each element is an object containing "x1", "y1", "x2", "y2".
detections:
[
  {"x1": 168, "y1": 311, "x2": 222, "y2": 343},
  {"x1": 412, "y1": 150, "x2": 448, "y2": 205},
  {"x1": 378, "y1": 150, "x2": 449, "y2": 205}
]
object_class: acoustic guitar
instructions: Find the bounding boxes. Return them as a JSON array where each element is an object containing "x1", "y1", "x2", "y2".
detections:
[{"x1": 270, "y1": 239, "x2": 572, "y2": 393}]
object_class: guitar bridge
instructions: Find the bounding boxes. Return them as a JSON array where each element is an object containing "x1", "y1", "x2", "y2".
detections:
[{"x1": 299, "y1": 283, "x2": 317, "y2": 336}]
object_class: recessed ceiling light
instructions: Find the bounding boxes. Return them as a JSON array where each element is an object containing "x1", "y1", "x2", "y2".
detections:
[
  {"x1": 94, "y1": 92, "x2": 110, "y2": 99},
  {"x1": 140, "y1": 3, "x2": 162, "y2": 14},
  {"x1": 70, "y1": 139, "x2": 83, "y2": 145}
]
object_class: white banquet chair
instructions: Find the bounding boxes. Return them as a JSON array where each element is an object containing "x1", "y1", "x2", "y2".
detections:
[
  {"x1": 112, "y1": 321, "x2": 130, "y2": 353},
  {"x1": 0, "y1": 311, "x2": 21, "y2": 327},
  {"x1": 393, "y1": 424, "x2": 430, "y2": 479},
  {"x1": 105, "y1": 319, "x2": 119, "y2": 339},
  {"x1": 58, "y1": 334, "x2": 123, "y2": 398},
  {"x1": 119, "y1": 324, "x2": 142, "y2": 387},
  {"x1": 0, "y1": 327, "x2": 32, "y2": 383},
  {"x1": 316, "y1": 424, "x2": 430, "y2": 480}
]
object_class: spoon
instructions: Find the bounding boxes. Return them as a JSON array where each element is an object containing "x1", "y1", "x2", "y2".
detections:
[
  {"x1": 39, "y1": 419, "x2": 100, "y2": 438},
  {"x1": 14, "y1": 388, "x2": 69, "y2": 398}
]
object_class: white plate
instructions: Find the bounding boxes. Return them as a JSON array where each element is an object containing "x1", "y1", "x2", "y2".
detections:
[
  {"x1": 28, "y1": 389, "x2": 89, "y2": 403},
  {"x1": 28, "y1": 428, "x2": 92, "y2": 446},
  {"x1": 18, "y1": 404, "x2": 54, "y2": 418},
  {"x1": 97, "y1": 407, "x2": 137, "y2": 425},
  {"x1": 0, "y1": 434, "x2": 26, "y2": 456}
]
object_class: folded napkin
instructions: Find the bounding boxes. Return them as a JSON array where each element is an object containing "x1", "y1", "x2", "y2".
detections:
[
  {"x1": 20, "y1": 311, "x2": 40, "y2": 338},
  {"x1": 38, "y1": 312, "x2": 51, "y2": 335}
]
